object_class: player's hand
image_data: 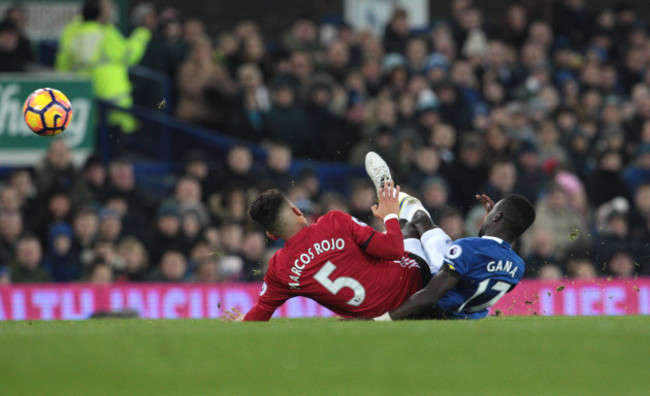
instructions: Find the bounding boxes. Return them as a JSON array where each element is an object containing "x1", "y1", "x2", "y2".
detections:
[
  {"x1": 220, "y1": 308, "x2": 245, "y2": 322},
  {"x1": 476, "y1": 194, "x2": 495, "y2": 225},
  {"x1": 371, "y1": 180, "x2": 400, "y2": 220}
]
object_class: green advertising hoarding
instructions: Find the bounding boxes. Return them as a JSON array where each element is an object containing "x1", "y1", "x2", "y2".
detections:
[{"x1": 0, "y1": 73, "x2": 96, "y2": 165}]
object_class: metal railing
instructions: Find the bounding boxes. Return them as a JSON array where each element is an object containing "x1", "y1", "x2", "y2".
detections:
[{"x1": 96, "y1": 101, "x2": 364, "y2": 194}]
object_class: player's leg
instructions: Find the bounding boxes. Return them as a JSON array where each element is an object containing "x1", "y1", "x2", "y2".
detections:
[
  {"x1": 365, "y1": 151, "x2": 393, "y2": 193},
  {"x1": 400, "y1": 219, "x2": 433, "y2": 285},
  {"x1": 411, "y1": 210, "x2": 452, "y2": 274},
  {"x1": 366, "y1": 151, "x2": 451, "y2": 274}
]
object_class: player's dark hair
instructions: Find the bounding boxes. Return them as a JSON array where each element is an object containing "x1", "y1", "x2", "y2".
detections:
[
  {"x1": 249, "y1": 189, "x2": 287, "y2": 235},
  {"x1": 82, "y1": 1, "x2": 101, "y2": 21},
  {"x1": 500, "y1": 194, "x2": 536, "y2": 238}
]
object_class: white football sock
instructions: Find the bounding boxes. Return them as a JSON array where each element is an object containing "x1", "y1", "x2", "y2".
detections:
[
  {"x1": 398, "y1": 192, "x2": 430, "y2": 222},
  {"x1": 404, "y1": 238, "x2": 428, "y2": 267},
  {"x1": 420, "y1": 228, "x2": 452, "y2": 275}
]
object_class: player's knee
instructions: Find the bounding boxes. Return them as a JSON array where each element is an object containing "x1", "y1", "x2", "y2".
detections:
[
  {"x1": 412, "y1": 210, "x2": 436, "y2": 234},
  {"x1": 400, "y1": 219, "x2": 420, "y2": 239}
]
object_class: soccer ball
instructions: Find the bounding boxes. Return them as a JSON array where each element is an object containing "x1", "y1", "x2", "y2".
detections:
[{"x1": 23, "y1": 88, "x2": 73, "y2": 136}]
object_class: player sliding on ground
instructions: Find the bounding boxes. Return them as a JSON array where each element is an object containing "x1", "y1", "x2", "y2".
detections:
[
  {"x1": 222, "y1": 178, "x2": 436, "y2": 321},
  {"x1": 365, "y1": 152, "x2": 537, "y2": 320},
  {"x1": 222, "y1": 152, "x2": 535, "y2": 321}
]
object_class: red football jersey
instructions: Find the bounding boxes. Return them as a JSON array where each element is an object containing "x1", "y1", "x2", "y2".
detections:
[{"x1": 243, "y1": 211, "x2": 424, "y2": 321}]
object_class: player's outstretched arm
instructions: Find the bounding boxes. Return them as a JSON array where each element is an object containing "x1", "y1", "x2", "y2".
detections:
[
  {"x1": 476, "y1": 194, "x2": 495, "y2": 228},
  {"x1": 379, "y1": 266, "x2": 460, "y2": 320},
  {"x1": 370, "y1": 180, "x2": 400, "y2": 220},
  {"x1": 361, "y1": 180, "x2": 405, "y2": 260}
]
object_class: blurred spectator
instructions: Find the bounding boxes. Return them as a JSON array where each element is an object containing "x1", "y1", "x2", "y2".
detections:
[
  {"x1": 234, "y1": 33, "x2": 275, "y2": 81},
  {"x1": 72, "y1": 209, "x2": 99, "y2": 267},
  {"x1": 214, "y1": 145, "x2": 256, "y2": 188},
  {"x1": 149, "y1": 250, "x2": 187, "y2": 282},
  {"x1": 586, "y1": 150, "x2": 629, "y2": 207},
  {"x1": 221, "y1": 221, "x2": 244, "y2": 254},
  {"x1": 266, "y1": 81, "x2": 313, "y2": 158},
  {"x1": 281, "y1": 15, "x2": 321, "y2": 57},
  {"x1": 9, "y1": 236, "x2": 49, "y2": 283},
  {"x1": 211, "y1": 188, "x2": 249, "y2": 224},
  {"x1": 524, "y1": 230, "x2": 560, "y2": 278},
  {"x1": 348, "y1": 181, "x2": 375, "y2": 223},
  {"x1": 92, "y1": 239, "x2": 124, "y2": 272},
  {"x1": 9, "y1": 169, "x2": 36, "y2": 215},
  {"x1": 437, "y1": 206, "x2": 465, "y2": 240},
  {"x1": 0, "y1": 266, "x2": 10, "y2": 284},
  {"x1": 183, "y1": 150, "x2": 213, "y2": 200},
  {"x1": 176, "y1": 37, "x2": 237, "y2": 129},
  {"x1": 228, "y1": 63, "x2": 270, "y2": 141},
  {"x1": 116, "y1": 237, "x2": 149, "y2": 282},
  {"x1": 217, "y1": 254, "x2": 244, "y2": 281},
  {"x1": 192, "y1": 257, "x2": 220, "y2": 283},
  {"x1": 56, "y1": 0, "x2": 151, "y2": 132},
  {"x1": 240, "y1": 231, "x2": 266, "y2": 281},
  {"x1": 32, "y1": 192, "x2": 72, "y2": 245},
  {"x1": 629, "y1": 183, "x2": 650, "y2": 240},
  {"x1": 173, "y1": 176, "x2": 209, "y2": 224},
  {"x1": 35, "y1": 141, "x2": 83, "y2": 203},
  {"x1": 444, "y1": 134, "x2": 487, "y2": 212},
  {"x1": 0, "y1": 211, "x2": 24, "y2": 264},
  {"x1": 147, "y1": 203, "x2": 184, "y2": 266},
  {"x1": 105, "y1": 193, "x2": 147, "y2": 239},
  {"x1": 140, "y1": 15, "x2": 186, "y2": 81},
  {"x1": 43, "y1": 222, "x2": 81, "y2": 282},
  {"x1": 420, "y1": 177, "x2": 450, "y2": 220},
  {"x1": 80, "y1": 155, "x2": 109, "y2": 203},
  {"x1": 606, "y1": 251, "x2": 637, "y2": 278},
  {"x1": 408, "y1": 147, "x2": 441, "y2": 190},
  {"x1": 565, "y1": 255, "x2": 597, "y2": 279},
  {"x1": 525, "y1": 182, "x2": 589, "y2": 259},
  {"x1": 0, "y1": 20, "x2": 29, "y2": 72},
  {"x1": 538, "y1": 264, "x2": 563, "y2": 280},
  {"x1": 624, "y1": 144, "x2": 650, "y2": 193},
  {"x1": 258, "y1": 142, "x2": 294, "y2": 192},
  {"x1": 107, "y1": 158, "x2": 154, "y2": 216},
  {"x1": 97, "y1": 209, "x2": 122, "y2": 243},
  {"x1": 0, "y1": 186, "x2": 22, "y2": 214},
  {"x1": 2, "y1": 5, "x2": 32, "y2": 62},
  {"x1": 383, "y1": 8, "x2": 410, "y2": 54},
  {"x1": 499, "y1": 3, "x2": 528, "y2": 49},
  {"x1": 483, "y1": 160, "x2": 518, "y2": 202},
  {"x1": 89, "y1": 261, "x2": 114, "y2": 284},
  {"x1": 180, "y1": 208, "x2": 205, "y2": 254}
]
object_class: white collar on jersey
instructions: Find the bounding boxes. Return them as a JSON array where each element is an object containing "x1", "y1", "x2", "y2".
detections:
[{"x1": 482, "y1": 236, "x2": 504, "y2": 244}]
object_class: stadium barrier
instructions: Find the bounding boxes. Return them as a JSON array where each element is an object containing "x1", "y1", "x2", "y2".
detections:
[
  {"x1": 0, "y1": 283, "x2": 335, "y2": 321},
  {"x1": 493, "y1": 277, "x2": 650, "y2": 316},
  {"x1": 97, "y1": 101, "x2": 366, "y2": 194},
  {"x1": 0, "y1": 277, "x2": 648, "y2": 320}
]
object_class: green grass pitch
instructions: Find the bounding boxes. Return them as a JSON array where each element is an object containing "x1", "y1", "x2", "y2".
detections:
[{"x1": 1, "y1": 316, "x2": 649, "y2": 395}]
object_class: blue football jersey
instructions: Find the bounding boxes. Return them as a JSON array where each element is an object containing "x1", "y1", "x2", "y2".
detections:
[{"x1": 434, "y1": 236, "x2": 525, "y2": 319}]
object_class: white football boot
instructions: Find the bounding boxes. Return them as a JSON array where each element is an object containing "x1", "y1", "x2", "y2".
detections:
[{"x1": 365, "y1": 151, "x2": 393, "y2": 195}]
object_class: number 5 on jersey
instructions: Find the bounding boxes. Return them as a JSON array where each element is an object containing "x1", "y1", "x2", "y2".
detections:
[{"x1": 314, "y1": 261, "x2": 366, "y2": 306}]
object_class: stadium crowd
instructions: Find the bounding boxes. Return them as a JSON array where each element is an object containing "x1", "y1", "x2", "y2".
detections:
[{"x1": 1, "y1": 0, "x2": 650, "y2": 284}]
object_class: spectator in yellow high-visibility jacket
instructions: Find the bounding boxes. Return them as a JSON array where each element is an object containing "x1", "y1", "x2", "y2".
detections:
[{"x1": 55, "y1": 0, "x2": 151, "y2": 132}]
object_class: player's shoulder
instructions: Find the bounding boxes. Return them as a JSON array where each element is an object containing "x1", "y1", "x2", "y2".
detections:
[
  {"x1": 320, "y1": 210, "x2": 360, "y2": 225},
  {"x1": 449, "y1": 237, "x2": 483, "y2": 254},
  {"x1": 453, "y1": 237, "x2": 483, "y2": 246},
  {"x1": 266, "y1": 248, "x2": 286, "y2": 270},
  {"x1": 324, "y1": 210, "x2": 349, "y2": 220},
  {"x1": 445, "y1": 238, "x2": 478, "y2": 259}
]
